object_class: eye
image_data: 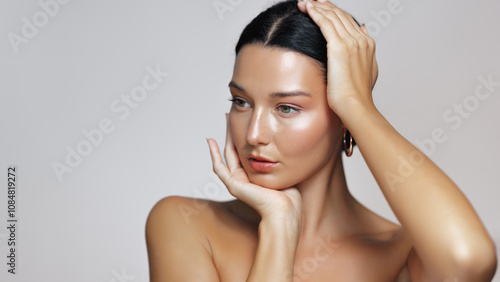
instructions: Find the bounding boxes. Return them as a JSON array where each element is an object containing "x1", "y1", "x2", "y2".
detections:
[
  {"x1": 228, "y1": 97, "x2": 250, "y2": 108},
  {"x1": 277, "y1": 105, "x2": 300, "y2": 115}
]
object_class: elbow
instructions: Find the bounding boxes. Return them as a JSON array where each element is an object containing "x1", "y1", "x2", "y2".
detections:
[{"x1": 449, "y1": 237, "x2": 497, "y2": 281}]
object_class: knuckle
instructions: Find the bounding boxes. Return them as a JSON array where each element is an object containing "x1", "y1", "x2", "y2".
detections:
[
  {"x1": 355, "y1": 36, "x2": 368, "y2": 48},
  {"x1": 343, "y1": 38, "x2": 359, "y2": 50},
  {"x1": 332, "y1": 7, "x2": 343, "y2": 15},
  {"x1": 367, "y1": 37, "x2": 376, "y2": 48},
  {"x1": 212, "y1": 162, "x2": 223, "y2": 174},
  {"x1": 324, "y1": 9, "x2": 336, "y2": 18}
]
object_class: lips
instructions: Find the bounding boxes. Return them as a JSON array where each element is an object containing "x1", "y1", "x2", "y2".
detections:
[
  {"x1": 248, "y1": 154, "x2": 275, "y2": 162},
  {"x1": 247, "y1": 154, "x2": 278, "y2": 172}
]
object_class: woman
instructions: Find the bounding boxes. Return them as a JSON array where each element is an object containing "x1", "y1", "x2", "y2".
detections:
[{"x1": 146, "y1": 0, "x2": 497, "y2": 281}]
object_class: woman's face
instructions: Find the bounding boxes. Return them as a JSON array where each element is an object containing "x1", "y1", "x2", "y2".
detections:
[{"x1": 228, "y1": 44, "x2": 343, "y2": 189}]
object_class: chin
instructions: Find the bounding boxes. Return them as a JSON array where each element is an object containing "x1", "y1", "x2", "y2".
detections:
[{"x1": 247, "y1": 173, "x2": 298, "y2": 190}]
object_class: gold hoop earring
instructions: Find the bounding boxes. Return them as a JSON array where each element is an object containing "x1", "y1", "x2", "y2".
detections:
[{"x1": 343, "y1": 129, "x2": 354, "y2": 157}]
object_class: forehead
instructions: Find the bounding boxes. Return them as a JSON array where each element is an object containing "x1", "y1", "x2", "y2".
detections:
[{"x1": 231, "y1": 44, "x2": 325, "y2": 96}]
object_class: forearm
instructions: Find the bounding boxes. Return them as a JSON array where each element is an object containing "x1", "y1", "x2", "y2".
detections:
[
  {"x1": 247, "y1": 217, "x2": 299, "y2": 282},
  {"x1": 341, "y1": 100, "x2": 496, "y2": 275}
]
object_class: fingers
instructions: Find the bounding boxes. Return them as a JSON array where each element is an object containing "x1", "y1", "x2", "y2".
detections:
[
  {"x1": 303, "y1": 1, "x2": 340, "y2": 43},
  {"x1": 207, "y1": 136, "x2": 260, "y2": 209},
  {"x1": 303, "y1": 1, "x2": 377, "y2": 83},
  {"x1": 207, "y1": 113, "x2": 245, "y2": 185},
  {"x1": 207, "y1": 137, "x2": 230, "y2": 180},
  {"x1": 312, "y1": 2, "x2": 361, "y2": 38},
  {"x1": 301, "y1": 1, "x2": 373, "y2": 48},
  {"x1": 223, "y1": 113, "x2": 242, "y2": 172},
  {"x1": 297, "y1": 0, "x2": 307, "y2": 13}
]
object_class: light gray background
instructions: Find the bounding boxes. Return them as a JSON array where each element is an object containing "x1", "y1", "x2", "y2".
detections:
[{"x1": 0, "y1": 0, "x2": 499, "y2": 281}]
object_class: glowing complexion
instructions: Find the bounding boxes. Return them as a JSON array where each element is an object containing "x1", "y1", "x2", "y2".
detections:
[{"x1": 228, "y1": 44, "x2": 344, "y2": 190}]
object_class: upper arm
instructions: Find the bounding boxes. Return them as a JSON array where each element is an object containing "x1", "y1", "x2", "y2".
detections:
[{"x1": 145, "y1": 196, "x2": 220, "y2": 282}]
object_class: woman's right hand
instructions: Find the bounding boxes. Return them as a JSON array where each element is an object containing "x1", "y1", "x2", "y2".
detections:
[
  {"x1": 208, "y1": 113, "x2": 302, "y2": 280},
  {"x1": 206, "y1": 114, "x2": 302, "y2": 229}
]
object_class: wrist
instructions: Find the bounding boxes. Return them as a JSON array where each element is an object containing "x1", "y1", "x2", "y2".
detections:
[
  {"x1": 259, "y1": 215, "x2": 301, "y2": 243},
  {"x1": 333, "y1": 96, "x2": 380, "y2": 128}
]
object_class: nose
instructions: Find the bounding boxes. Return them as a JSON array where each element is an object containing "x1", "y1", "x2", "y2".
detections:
[{"x1": 246, "y1": 108, "x2": 271, "y2": 146}]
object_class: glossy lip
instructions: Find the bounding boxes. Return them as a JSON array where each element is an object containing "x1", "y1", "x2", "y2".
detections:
[
  {"x1": 248, "y1": 154, "x2": 276, "y2": 163},
  {"x1": 247, "y1": 154, "x2": 278, "y2": 172}
]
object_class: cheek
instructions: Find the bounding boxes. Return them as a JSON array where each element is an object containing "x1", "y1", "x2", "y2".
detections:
[{"x1": 277, "y1": 110, "x2": 339, "y2": 165}]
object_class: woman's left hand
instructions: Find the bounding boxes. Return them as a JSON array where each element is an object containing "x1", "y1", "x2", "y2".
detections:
[{"x1": 298, "y1": 0, "x2": 379, "y2": 120}]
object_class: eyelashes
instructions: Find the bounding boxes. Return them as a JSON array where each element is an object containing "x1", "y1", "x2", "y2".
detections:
[
  {"x1": 228, "y1": 97, "x2": 249, "y2": 108},
  {"x1": 228, "y1": 97, "x2": 300, "y2": 115},
  {"x1": 277, "y1": 105, "x2": 297, "y2": 114}
]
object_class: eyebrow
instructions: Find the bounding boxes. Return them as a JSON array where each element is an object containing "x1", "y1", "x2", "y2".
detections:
[{"x1": 228, "y1": 81, "x2": 312, "y2": 98}]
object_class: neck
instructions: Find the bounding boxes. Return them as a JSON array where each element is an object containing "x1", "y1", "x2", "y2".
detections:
[{"x1": 295, "y1": 151, "x2": 358, "y2": 241}]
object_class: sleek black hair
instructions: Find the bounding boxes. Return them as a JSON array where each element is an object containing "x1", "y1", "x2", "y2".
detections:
[{"x1": 235, "y1": 0, "x2": 361, "y2": 83}]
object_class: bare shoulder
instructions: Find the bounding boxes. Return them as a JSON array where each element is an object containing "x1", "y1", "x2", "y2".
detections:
[
  {"x1": 145, "y1": 196, "x2": 222, "y2": 281},
  {"x1": 147, "y1": 195, "x2": 217, "y2": 226},
  {"x1": 146, "y1": 196, "x2": 258, "y2": 232},
  {"x1": 145, "y1": 196, "x2": 259, "y2": 253},
  {"x1": 145, "y1": 195, "x2": 227, "y2": 255},
  {"x1": 145, "y1": 196, "x2": 261, "y2": 281}
]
